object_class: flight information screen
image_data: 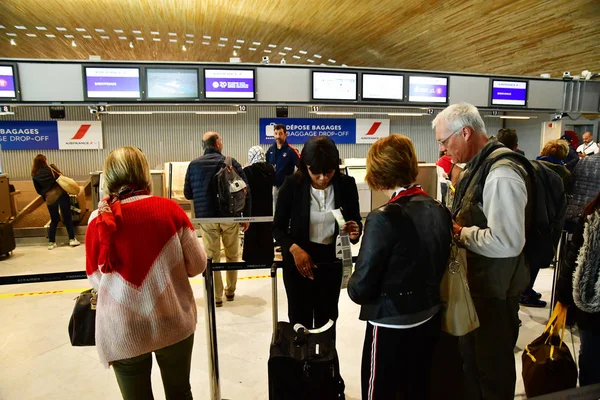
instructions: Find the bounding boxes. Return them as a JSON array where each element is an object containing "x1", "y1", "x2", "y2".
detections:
[
  {"x1": 204, "y1": 69, "x2": 255, "y2": 99},
  {"x1": 362, "y1": 74, "x2": 403, "y2": 101},
  {"x1": 408, "y1": 76, "x2": 448, "y2": 103},
  {"x1": 85, "y1": 67, "x2": 141, "y2": 99},
  {"x1": 0, "y1": 66, "x2": 17, "y2": 99},
  {"x1": 146, "y1": 68, "x2": 199, "y2": 99},
  {"x1": 491, "y1": 80, "x2": 528, "y2": 106},
  {"x1": 312, "y1": 71, "x2": 357, "y2": 101}
]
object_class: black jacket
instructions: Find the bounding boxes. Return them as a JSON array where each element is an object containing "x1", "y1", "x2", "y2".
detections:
[
  {"x1": 32, "y1": 164, "x2": 61, "y2": 200},
  {"x1": 273, "y1": 172, "x2": 362, "y2": 265},
  {"x1": 348, "y1": 194, "x2": 452, "y2": 325},
  {"x1": 184, "y1": 149, "x2": 250, "y2": 218}
]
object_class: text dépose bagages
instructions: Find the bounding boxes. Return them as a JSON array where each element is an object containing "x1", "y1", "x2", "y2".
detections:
[
  {"x1": 0, "y1": 222, "x2": 16, "y2": 257},
  {"x1": 268, "y1": 266, "x2": 345, "y2": 400}
]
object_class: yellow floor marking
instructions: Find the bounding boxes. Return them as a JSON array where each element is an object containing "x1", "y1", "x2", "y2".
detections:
[{"x1": 0, "y1": 274, "x2": 282, "y2": 299}]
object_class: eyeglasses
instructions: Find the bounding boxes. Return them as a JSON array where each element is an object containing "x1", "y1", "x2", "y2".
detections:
[{"x1": 438, "y1": 127, "x2": 463, "y2": 146}]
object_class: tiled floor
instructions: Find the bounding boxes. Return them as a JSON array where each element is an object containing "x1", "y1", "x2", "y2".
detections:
[{"x1": 0, "y1": 243, "x2": 579, "y2": 400}]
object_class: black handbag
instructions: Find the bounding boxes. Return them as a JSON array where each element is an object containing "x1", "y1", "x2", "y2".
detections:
[{"x1": 68, "y1": 288, "x2": 97, "y2": 346}]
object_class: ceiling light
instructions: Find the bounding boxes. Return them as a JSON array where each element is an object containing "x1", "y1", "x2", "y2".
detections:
[
  {"x1": 264, "y1": 49, "x2": 272, "y2": 53},
  {"x1": 307, "y1": 59, "x2": 314, "y2": 63},
  {"x1": 220, "y1": 37, "x2": 228, "y2": 41},
  {"x1": 233, "y1": 50, "x2": 238, "y2": 56},
  {"x1": 313, "y1": 111, "x2": 354, "y2": 116},
  {"x1": 151, "y1": 31, "x2": 159, "y2": 35},
  {"x1": 170, "y1": 39, "x2": 177, "y2": 42},
  {"x1": 388, "y1": 112, "x2": 426, "y2": 117},
  {"x1": 499, "y1": 116, "x2": 532, "y2": 120},
  {"x1": 186, "y1": 34, "x2": 194, "y2": 37},
  {"x1": 293, "y1": 55, "x2": 301, "y2": 59},
  {"x1": 328, "y1": 59, "x2": 336, "y2": 63},
  {"x1": 202, "y1": 41, "x2": 209, "y2": 45},
  {"x1": 299, "y1": 50, "x2": 307, "y2": 54},
  {"x1": 129, "y1": 41, "x2": 134, "y2": 48},
  {"x1": 114, "y1": 29, "x2": 124, "y2": 33},
  {"x1": 133, "y1": 30, "x2": 142, "y2": 34},
  {"x1": 6, "y1": 33, "x2": 17, "y2": 37},
  {"x1": 46, "y1": 34, "x2": 56, "y2": 38},
  {"x1": 10, "y1": 39, "x2": 16, "y2": 46},
  {"x1": 314, "y1": 54, "x2": 322, "y2": 58},
  {"x1": 252, "y1": 41, "x2": 261, "y2": 46},
  {"x1": 186, "y1": 40, "x2": 193, "y2": 44},
  {"x1": 342, "y1": 64, "x2": 348, "y2": 67},
  {"x1": 71, "y1": 40, "x2": 77, "y2": 47},
  {"x1": 182, "y1": 45, "x2": 187, "y2": 51},
  {"x1": 284, "y1": 47, "x2": 292, "y2": 51},
  {"x1": 249, "y1": 47, "x2": 256, "y2": 51},
  {"x1": 104, "y1": 111, "x2": 153, "y2": 115},
  {"x1": 218, "y1": 43, "x2": 225, "y2": 47},
  {"x1": 195, "y1": 111, "x2": 238, "y2": 115},
  {"x1": 95, "y1": 28, "x2": 105, "y2": 33},
  {"x1": 119, "y1": 36, "x2": 127, "y2": 40},
  {"x1": 57, "y1": 27, "x2": 67, "y2": 31},
  {"x1": 169, "y1": 32, "x2": 177, "y2": 36},
  {"x1": 100, "y1": 35, "x2": 110, "y2": 39},
  {"x1": 153, "y1": 38, "x2": 161, "y2": 41},
  {"x1": 64, "y1": 34, "x2": 74, "y2": 38},
  {"x1": 36, "y1": 26, "x2": 47, "y2": 31},
  {"x1": 268, "y1": 44, "x2": 277, "y2": 48},
  {"x1": 76, "y1": 28, "x2": 86, "y2": 32},
  {"x1": 0, "y1": 111, "x2": 15, "y2": 116},
  {"x1": 236, "y1": 39, "x2": 244, "y2": 43},
  {"x1": 233, "y1": 45, "x2": 241, "y2": 49},
  {"x1": 26, "y1": 33, "x2": 36, "y2": 37},
  {"x1": 15, "y1": 26, "x2": 26, "y2": 30},
  {"x1": 203, "y1": 35, "x2": 211, "y2": 39},
  {"x1": 83, "y1": 35, "x2": 92, "y2": 39},
  {"x1": 0, "y1": 25, "x2": 5, "y2": 29},
  {"x1": 135, "y1": 37, "x2": 143, "y2": 40},
  {"x1": 279, "y1": 52, "x2": 286, "y2": 56}
]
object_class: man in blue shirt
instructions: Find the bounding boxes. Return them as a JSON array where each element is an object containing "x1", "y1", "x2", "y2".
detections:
[{"x1": 266, "y1": 124, "x2": 300, "y2": 203}]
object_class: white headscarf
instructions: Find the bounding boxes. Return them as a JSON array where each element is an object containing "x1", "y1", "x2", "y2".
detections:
[{"x1": 248, "y1": 145, "x2": 266, "y2": 165}]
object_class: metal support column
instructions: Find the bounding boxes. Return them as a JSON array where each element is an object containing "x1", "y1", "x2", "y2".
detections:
[{"x1": 204, "y1": 258, "x2": 221, "y2": 400}]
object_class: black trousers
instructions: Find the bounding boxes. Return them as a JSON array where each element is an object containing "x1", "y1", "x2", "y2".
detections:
[
  {"x1": 459, "y1": 296, "x2": 520, "y2": 400},
  {"x1": 282, "y1": 242, "x2": 341, "y2": 331},
  {"x1": 360, "y1": 314, "x2": 440, "y2": 400}
]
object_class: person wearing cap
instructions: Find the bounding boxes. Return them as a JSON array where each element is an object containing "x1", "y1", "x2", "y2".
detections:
[
  {"x1": 561, "y1": 134, "x2": 580, "y2": 172},
  {"x1": 577, "y1": 131, "x2": 599, "y2": 158}
]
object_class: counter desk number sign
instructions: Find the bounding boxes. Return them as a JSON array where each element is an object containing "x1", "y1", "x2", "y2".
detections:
[
  {"x1": 238, "y1": 105, "x2": 247, "y2": 112},
  {"x1": 1, "y1": 105, "x2": 10, "y2": 113}
]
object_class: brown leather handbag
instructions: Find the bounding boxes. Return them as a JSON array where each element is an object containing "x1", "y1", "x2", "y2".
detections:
[{"x1": 44, "y1": 184, "x2": 65, "y2": 205}]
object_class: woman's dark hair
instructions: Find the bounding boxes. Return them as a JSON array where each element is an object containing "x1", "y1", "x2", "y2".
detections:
[
  {"x1": 297, "y1": 136, "x2": 340, "y2": 181},
  {"x1": 583, "y1": 191, "x2": 600, "y2": 217},
  {"x1": 31, "y1": 154, "x2": 49, "y2": 176}
]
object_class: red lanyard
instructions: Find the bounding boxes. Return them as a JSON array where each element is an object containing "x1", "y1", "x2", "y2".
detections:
[{"x1": 388, "y1": 186, "x2": 428, "y2": 203}]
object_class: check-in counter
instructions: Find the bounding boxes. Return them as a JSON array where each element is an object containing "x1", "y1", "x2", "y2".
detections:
[{"x1": 90, "y1": 170, "x2": 166, "y2": 210}]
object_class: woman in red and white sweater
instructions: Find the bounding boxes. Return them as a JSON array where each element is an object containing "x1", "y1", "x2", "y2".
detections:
[{"x1": 85, "y1": 147, "x2": 207, "y2": 400}]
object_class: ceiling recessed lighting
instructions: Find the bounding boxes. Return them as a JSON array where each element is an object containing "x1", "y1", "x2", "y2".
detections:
[
  {"x1": 56, "y1": 27, "x2": 67, "y2": 31},
  {"x1": 249, "y1": 47, "x2": 256, "y2": 51},
  {"x1": 252, "y1": 41, "x2": 261, "y2": 45},
  {"x1": 218, "y1": 43, "x2": 225, "y2": 47},
  {"x1": 342, "y1": 64, "x2": 348, "y2": 67},
  {"x1": 268, "y1": 44, "x2": 277, "y2": 48},
  {"x1": 314, "y1": 54, "x2": 322, "y2": 58},
  {"x1": 186, "y1": 40, "x2": 193, "y2": 44},
  {"x1": 6, "y1": 33, "x2": 17, "y2": 37},
  {"x1": 220, "y1": 37, "x2": 228, "y2": 41},
  {"x1": 101, "y1": 36, "x2": 110, "y2": 39},
  {"x1": 83, "y1": 35, "x2": 92, "y2": 39},
  {"x1": 46, "y1": 34, "x2": 56, "y2": 38},
  {"x1": 71, "y1": 40, "x2": 77, "y2": 47},
  {"x1": 299, "y1": 50, "x2": 307, "y2": 54},
  {"x1": 202, "y1": 41, "x2": 209, "y2": 45},
  {"x1": 10, "y1": 39, "x2": 16, "y2": 45},
  {"x1": 26, "y1": 33, "x2": 37, "y2": 37},
  {"x1": 203, "y1": 35, "x2": 211, "y2": 39},
  {"x1": 233, "y1": 50, "x2": 238, "y2": 56},
  {"x1": 135, "y1": 37, "x2": 143, "y2": 40},
  {"x1": 76, "y1": 28, "x2": 86, "y2": 32},
  {"x1": 64, "y1": 34, "x2": 74, "y2": 38},
  {"x1": 284, "y1": 47, "x2": 292, "y2": 51},
  {"x1": 119, "y1": 36, "x2": 127, "y2": 40},
  {"x1": 279, "y1": 52, "x2": 286, "y2": 56},
  {"x1": 170, "y1": 39, "x2": 177, "y2": 42},
  {"x1": 168, "y1": 32, "x2": 177, "y2": 36},
  {"x1": 293, "y1": 55, "x2": 300, "y2": 59},
  {"x1": 129, "y1": 41, "x2": 134, "y2": 48},
  {"x1": 186, "y1": 34, "x2": 194, "y2": 37},
  {"x1": 307, "y1": 59, "x2": 314, "y2": 63},
  {"x1": 95, "y1": 28, "x2": 105, "y2": 33},
  {"x1": 15, "y1": 26, "x2": 27, "y2": 30},
  {"x1": 264, "y1": 49, "x2": 272, "y2": 53},
  {"x1": 153, "y1": 38, "x2": 161, "y2": 41},
  {"x1": 233, "y1": 45, "x2": 241, "y2": 49},
  {"x1": 321, "y1": 63, "x2": 326, "y2": 66},
  {"x1": 236, "y1": 39, "x2": 244, "y2": 43},
  {"x1": 133, "y1": 30, "x2": 142, "y2": 34},
  {"x1": 0, "y1": 25, "x2": 5, "y2": 29},
  {"x1": 328, "y1": 59, "x2": 336, "y2": 63},
  {"x1": 151, "y1": 31, "x2": 159, "y2": 35},
  {"x1": 114, "y1": 29, "x2": 124, "y2": 33},
  {"x1": 182, "y1": 45, "x2": 187, "y2": 51},
  {"x1": 36, "y1": 26, "x2": 47, "y2": 31}
]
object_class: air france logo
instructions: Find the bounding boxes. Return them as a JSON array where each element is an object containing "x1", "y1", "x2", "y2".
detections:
[
  {"x1": 365, "y1": 122, "x2": 382, "y2": 136},
  {"x1": 0, "y1": 79, "x2": 7, "y2": 88},
  {"x1": 71, "y1": 124, "x2": 91, "y2": 140}
]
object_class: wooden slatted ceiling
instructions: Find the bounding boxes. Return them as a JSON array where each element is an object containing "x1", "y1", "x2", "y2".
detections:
[{"x1": 0, "y1": 0, "x2": 598, "y2": 77}]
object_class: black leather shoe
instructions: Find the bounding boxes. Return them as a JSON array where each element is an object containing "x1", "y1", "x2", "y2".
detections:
[{"x1": 519, "y1": 296, "x2": 547, "y2": 308}]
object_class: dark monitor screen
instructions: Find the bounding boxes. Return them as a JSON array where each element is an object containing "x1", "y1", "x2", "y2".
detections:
[
  {"x1": 84, "y1": 66, "x2": 141, "y2": 99},
  {"x1": 146, "y1": 68, "x2": 199, "y2": 99}
]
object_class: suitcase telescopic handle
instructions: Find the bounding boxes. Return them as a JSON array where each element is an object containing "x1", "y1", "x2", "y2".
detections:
[{"x1": 271, "y1": 263, "x2": 279, "y2": 336}]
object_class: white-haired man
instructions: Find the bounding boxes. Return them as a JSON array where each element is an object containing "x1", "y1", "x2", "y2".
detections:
[{"x1": 433, "y1": 103, "x2": 529, "y2": 400}]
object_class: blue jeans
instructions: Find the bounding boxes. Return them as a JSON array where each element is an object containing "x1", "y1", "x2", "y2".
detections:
[
  {"x1": 47, "y1": 192, "x2": 75, "y2": 242},
  {"x1": 579, "y1": 328, "x2": 600, "y2": 387}
]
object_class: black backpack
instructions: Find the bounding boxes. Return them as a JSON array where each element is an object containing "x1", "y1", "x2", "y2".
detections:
[
  {"x1": 482, "y1": 153, "x2": 567, "y2": 267},
  {"x1": 214, "y1": 157, "x2": 247, "y2": 217}
]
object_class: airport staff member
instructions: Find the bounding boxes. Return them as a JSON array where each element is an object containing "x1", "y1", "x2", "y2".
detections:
[
  {"x1": 577, "y1": 131, "x2": 599, "y2": 158},
  {"x1": 266, "y1": 124, "x2": 300, "y2": 203}
]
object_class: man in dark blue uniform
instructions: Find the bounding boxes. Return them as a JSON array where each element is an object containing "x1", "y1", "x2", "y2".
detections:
[{"x1": 266, "y1": 124, "x2": 300, "y2": 205}]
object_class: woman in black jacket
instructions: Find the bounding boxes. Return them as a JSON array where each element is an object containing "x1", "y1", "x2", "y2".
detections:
[
  {"x1": 556, "y1": 190, "x2": 600, "y2": 387},
  {"x1": 243, "y1": 146, "x2": 275, "y2": 264},
  {"x1": 348, "y1": 134, "x2": 452, "y2": 400},
  {"x1": 31, "y1": 154, "x2": 80, "y2": 250},
  {"x1": 273, "y1": 136, "x2": 362, "y2": 334}
]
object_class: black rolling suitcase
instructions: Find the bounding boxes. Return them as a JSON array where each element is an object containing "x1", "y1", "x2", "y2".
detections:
[
  {"x1": 268, "y1": 265, "x2": 345, "y2": 400},
  {"x1": 0, "y1": 222, "x2": 16, "y2": 257}
]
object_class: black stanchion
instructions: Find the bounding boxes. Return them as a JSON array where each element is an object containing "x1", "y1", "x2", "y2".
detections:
[{"x1": 204, "y1": 258, "x2": 221, "y2": 400}]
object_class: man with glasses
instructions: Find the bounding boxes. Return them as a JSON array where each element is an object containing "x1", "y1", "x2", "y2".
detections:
[{"x1": 433, "y1": 103, "x2": 529, "y2": 400}]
